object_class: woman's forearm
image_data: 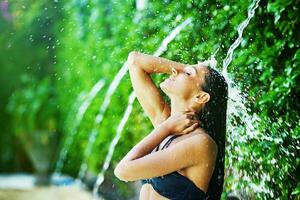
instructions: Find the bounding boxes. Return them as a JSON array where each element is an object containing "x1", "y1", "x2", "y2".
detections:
[
  {"x1": 127, "y1": 51, "x2": 187, "y2": 75},
  {"x1": 117, "y1": 122, "x2": 171, "y2": 164},
  {"x1": 114, "y1": 123, "x2": 171, "y2": 181}
]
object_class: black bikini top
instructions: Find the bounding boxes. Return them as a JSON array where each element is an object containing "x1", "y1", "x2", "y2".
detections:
[{"x1": 140, "y1": 135, "x2": 216, "y2": 200}]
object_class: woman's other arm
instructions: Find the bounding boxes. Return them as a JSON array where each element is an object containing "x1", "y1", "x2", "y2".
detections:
[
  {"x1": 128, "y1": 51, "x2": 187, "y2": 75},
  {"x1": 114, "y1": 129, "x2": 216, "y2": 182},
  {"x1": 114, "y1": 112, "x2": 204, "y2": 182},
  {"x1": 127, "y1": 51, "x2": 187, "y2": 127}
]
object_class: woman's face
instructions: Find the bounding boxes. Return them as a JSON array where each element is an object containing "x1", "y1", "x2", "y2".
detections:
[{"x1": 160, "y1": 63, "x2": 209, "y2": 100}]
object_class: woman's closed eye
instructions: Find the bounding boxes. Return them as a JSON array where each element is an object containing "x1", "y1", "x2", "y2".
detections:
[
  {"x1": 184, "y1": 67, "x2": 196, "y2": 76},
  {"x1": 185, "y1": 71, "x2": 191, "y2": 76},
  {"x1": 184, "y1": 67, "x2": 195, "y2": 76}
]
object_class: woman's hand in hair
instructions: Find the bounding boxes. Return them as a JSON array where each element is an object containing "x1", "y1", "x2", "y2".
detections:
[{"x1": 164, "y1": 110, "x2": 200, "y2": 136}]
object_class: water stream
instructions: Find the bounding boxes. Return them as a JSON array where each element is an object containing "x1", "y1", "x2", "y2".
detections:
[
  {"x1": 219, "y1": 0, "x2": 274, "y2": 197},
  {"x1": 54, "y1": 79, "x2": 106, "y2": 175},
  {"x1": 77, "y1": 64, "x2": 129, "y2": 181}
]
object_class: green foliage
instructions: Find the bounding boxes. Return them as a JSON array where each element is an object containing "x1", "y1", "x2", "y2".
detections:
[
  {"x1": 6, "y1": 74, "x2": 59, "y2": 174},
  {"x1": 0, "y1": 0, "x2": 61, "y2": 171},
  {"x1": 7, "y1": 75, "x2": 57, "y2": 134}
]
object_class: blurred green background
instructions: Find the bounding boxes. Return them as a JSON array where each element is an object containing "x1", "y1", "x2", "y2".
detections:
[{"x1": 0, "y1": 0, "x2": 299, "y2": 199}]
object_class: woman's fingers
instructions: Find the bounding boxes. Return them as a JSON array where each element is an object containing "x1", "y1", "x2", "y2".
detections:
[
  {"x1": 184, "y1": 119, "x2": 199, "y2": 127},
  {"x1": 184, "y1": 119, "x2": 199, "y2": 129},
  {"x1": 174, "y1": 111, "x2": 199, "y2": 134},
  {"x1": 183, "y1": 113, "x2": 197, "y2": 122},
  {"x1": 182, "y1": 122, "x2": 199, "y2": 134}
]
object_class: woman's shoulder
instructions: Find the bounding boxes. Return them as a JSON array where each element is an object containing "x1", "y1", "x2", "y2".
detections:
[{"x1": 191, "y1": 128, "x2": 218, "y2": 151}]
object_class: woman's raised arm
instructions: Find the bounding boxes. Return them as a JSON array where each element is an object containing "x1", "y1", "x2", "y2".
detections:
[{"x1": 127, "y1": 51, "x2": 187, "y2": 127}]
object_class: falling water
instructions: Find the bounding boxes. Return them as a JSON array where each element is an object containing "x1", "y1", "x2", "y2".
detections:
[
  {"x1": 91, "y1": 92, "x2": 136, "y2": 197},
  {"x1": 154, "y1": 17, "x2": 192, "y2": 57},
  {"x1": 91, "y1": 17, "x2": 193, "y2": 199},
  {"x1": 77, "y1": 53, "x2": 132, "y2": 181},
  {"x1": 201, "y1": 47, "x2": 219, "y2": 68},
  {"x1": 222, "y1": 0, "x2": 260, "y2": 75},
  {"x1": 218, "y1": 0, "x2": 274, "y2": 197},
  {"x1": 53, "y1": 91, "x2": 86, "y2": 176},
  {"x1": 195, "y1": 0, "x2": 273, "y2": 197},
  {"x1": 54, "y1": 79, "x2": 105, "y2": 175}
]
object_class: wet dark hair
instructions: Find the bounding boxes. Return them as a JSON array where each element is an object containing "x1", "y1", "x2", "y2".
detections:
[{"x1": 196, "y1": 66, "x2": 228, "y2": 200}]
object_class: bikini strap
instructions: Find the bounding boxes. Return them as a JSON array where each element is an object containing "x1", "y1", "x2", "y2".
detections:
[
  {"x1": 161, "y1": 135, "x2": 179, "y2": 149},
  {"x1": 155, "y1": 135, "x2": 179, "y2": 152}
]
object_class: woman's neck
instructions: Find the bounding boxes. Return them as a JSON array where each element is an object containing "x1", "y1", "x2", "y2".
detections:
[{"x1": 170, "y1": 97, "x2": 197, "y2": 116}]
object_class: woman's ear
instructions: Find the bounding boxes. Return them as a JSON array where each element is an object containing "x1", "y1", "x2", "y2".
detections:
[{"x1": 193, "y1": 91, "x2": 210, "y2": 104}]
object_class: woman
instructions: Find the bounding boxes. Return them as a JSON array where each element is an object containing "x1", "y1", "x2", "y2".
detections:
[{"x1": 114, "y1": 51, "x2": 228, "y2": 200}]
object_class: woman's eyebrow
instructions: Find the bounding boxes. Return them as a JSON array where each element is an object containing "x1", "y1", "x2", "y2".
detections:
[
  {"x1": 188, "y1": 66, "x2": 197, "y2": 74},
  {"x1": 184, "y1": 66, "x2": 198, "y2": 75}
]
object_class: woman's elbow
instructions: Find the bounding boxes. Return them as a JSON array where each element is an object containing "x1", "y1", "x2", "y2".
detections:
[
  {"x1": 114, "y1": 163, "x2": 130, "y2": 181},
  {"x1": 127, "y1": 51, "x2": 140, "y2": 66}
]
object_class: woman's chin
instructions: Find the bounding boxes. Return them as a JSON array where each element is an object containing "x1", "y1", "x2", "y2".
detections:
[
  {"x1": 160, "y1": 82, "x2": 170, "y2": 93},
  {"x1": 160, "y1": 82, "x2": 174, "y2": 97}
]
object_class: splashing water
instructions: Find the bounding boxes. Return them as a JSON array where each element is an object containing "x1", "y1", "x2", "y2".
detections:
[
  {"x1": 54, "y1": 79, "x2": 105, "y2": 175},
  {"x1": 201, "y1": 47, "x2": 219, "y2": 68},
  {"x1": 91, "y1": 17, "x2": 193, "y2": 199},
  {"x1": 196, "y1": 0, "x2": 274, "y2": 198},
  {"x1": 218, "y1": 0, "x2": 275, "y2": 197}
]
